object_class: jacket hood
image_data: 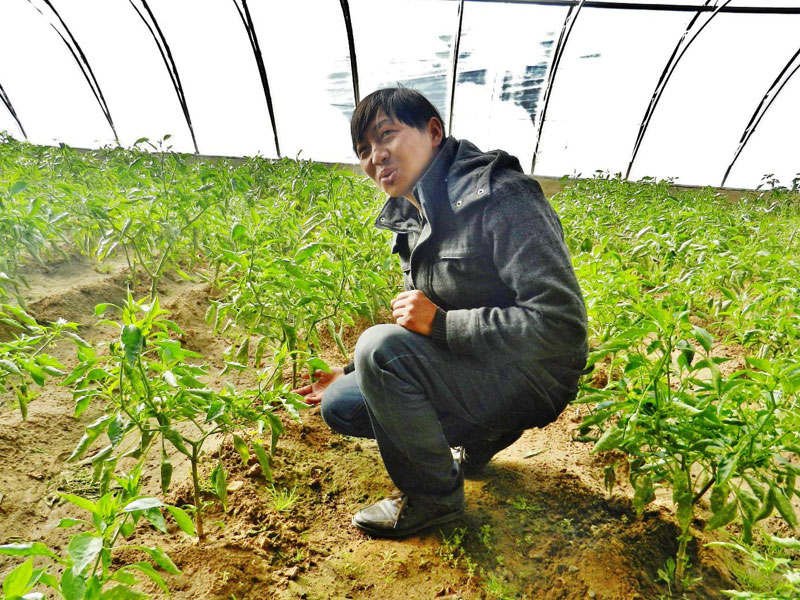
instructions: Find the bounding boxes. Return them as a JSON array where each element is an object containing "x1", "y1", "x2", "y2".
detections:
[{"x1": 441, "y1": 137, "x2": 524, "y2": 214}]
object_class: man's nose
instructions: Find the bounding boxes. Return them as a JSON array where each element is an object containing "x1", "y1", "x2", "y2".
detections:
[{"x1": 372, "y1": 144, "x2": 389, "y2": 165}]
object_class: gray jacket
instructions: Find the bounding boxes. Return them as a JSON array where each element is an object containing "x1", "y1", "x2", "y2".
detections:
[{"x1": 375, "y1": 137, "x2": 588, "y2": 410}]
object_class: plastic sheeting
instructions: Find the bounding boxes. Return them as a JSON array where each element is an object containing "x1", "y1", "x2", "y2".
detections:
[{"x1": 0, "y1": 0, "x2": 798, "y2": 189}]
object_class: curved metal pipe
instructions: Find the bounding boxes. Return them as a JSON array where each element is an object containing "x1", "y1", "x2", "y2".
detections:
[
  {"x1": 0, "y1": 81, "x2": 27, "y2": 139},
  {"x1": 625, "y1": 0, "x2": 729, "y2": 180},
  {"x1": 721, "y1": 46, "x2": 800, "y2": 188},
  {"x1": 129, "y1": 0, "x2": 199, "y2": 153},
  {"x1": 447, "y1": 0, "x2": 465, "y2": 136},
  {"x1": 338, "y1": 0, "x2": 360, "y2": 107},
  {"x1": 38, "y1": 0, "x2": 118, "y2": 141},
  {"x1": 232, "y1": 0, "x2": 281, "y2": 157},
  {"x1": 530, "y1": 0, "x2": 587, "y2": 173}
]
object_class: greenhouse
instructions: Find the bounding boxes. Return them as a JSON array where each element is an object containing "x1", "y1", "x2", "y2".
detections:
[{"x1": 1, "y1": 1, "x2": 798, "y2": 599}]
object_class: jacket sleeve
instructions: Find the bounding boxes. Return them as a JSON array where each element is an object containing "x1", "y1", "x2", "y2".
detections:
[{"x1": 436, "y1": 177, "x2": 588, "y2": 361}]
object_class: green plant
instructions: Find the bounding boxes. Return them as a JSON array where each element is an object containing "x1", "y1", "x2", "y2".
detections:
[
  {"x1": 712, "y1": 535, "x2": 800, "y2": 599},
  {"x1": 578, "y1": 304, "x2": 800, "y2": 589},
  {"x1": 64, "y1": 292, "x2": 300, "y2": 539},
  {"x1": 0, "y1": 466, "x2": 190, "y2": 599},
  {"x1": 0, "y1": 304, "x2": 86, "y2": 419},
  {"x1": 268, "y1": 485, "x2": 299, "y2": 513}
]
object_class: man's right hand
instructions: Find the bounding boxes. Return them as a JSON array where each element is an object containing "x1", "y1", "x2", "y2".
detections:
[{"x1": 291, "y1": 366, "x2": 345, "y2": 405}]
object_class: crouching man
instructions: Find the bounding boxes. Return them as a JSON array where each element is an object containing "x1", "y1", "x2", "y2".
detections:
[{"x1": 294, "y1": 88, "x2": 588, "y2": 538}]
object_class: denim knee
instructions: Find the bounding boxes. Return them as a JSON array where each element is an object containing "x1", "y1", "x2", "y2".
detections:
[
  {"x1": 319, "y1": 374, "x2": 372, "y2": 438},
  {"x1": 354, "y1": 324, "x2": 409, "y2": 375}
]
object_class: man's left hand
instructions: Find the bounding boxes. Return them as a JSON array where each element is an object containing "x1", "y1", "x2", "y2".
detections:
[{"x1": 391, "y1": 290, "x2": 437, "y2": 336}]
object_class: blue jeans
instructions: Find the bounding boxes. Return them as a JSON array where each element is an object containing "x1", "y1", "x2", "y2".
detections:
[{"x1": 320, "y1": 324, "x2": 574, "y2": 508}]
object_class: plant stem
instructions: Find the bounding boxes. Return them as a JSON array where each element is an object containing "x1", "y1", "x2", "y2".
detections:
[{"x1": 189, "y1": 442, "x2": 205, "y2": 540}]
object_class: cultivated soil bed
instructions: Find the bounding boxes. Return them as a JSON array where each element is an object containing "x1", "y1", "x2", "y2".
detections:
[{"x1": 0, "y1": 255, "x2": 753, "y2": 600}]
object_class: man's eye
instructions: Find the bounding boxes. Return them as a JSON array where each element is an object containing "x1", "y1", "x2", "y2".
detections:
[{"x1": 381, "y1": 129, "x2": 395, "y2": 138}]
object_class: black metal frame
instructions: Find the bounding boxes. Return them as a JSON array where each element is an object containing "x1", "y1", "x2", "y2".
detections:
[
  {"x1": 0, "y1": 81, "x2": 26, "y2": 139},
  {"x1": 338, "y1": 0, "x2": 360, "y2": 108},
  {"x1": 461, "y1": 1, "x2": 800, "y2": 15},
  {"x1": 447, "y1": 0, "x2": 466, "y2": 136},
  {"x1": 129, "y1": 0, "x2": 199, "y2": 153},
  {"x1": 721, "y1": 46, "x2": 800, "y2": 187},
  {"x1": 232, "y1": 0, "x2": 281, "y2": 157},
  {"x1": 28, "y1": 0, "x2": 118, "y2": 141},
  {"x1": 531, "y1": 0, "x2": 586, "y2": 173},
  {"x1": 625, "y1": 0, "x2": 729, "y2": 179}
]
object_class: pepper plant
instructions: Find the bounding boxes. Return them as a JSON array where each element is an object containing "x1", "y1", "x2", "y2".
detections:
[
  {"x1": 578, "y1": 302, "x2": 800, "y2": 590},
  {"x1": 64, "y1": 291, "x2": 298, "y2": 539},
  {"x1": 0, "y1": 304, "x2": 87, "y2": 420},
  {"x1": 0, "y1": 465, "x2": 191, "y2": 599}
]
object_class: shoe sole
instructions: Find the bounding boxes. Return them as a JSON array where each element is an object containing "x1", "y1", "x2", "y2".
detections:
[{"x1": 352, "y1": 508, "x2": 464, "y2": 539}]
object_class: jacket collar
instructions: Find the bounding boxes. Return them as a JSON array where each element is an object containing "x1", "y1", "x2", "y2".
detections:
[{"x1": 375, "y1": 136, "x2": 523, "y2": 231}]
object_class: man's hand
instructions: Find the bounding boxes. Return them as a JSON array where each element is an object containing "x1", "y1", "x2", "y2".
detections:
[
  {"x1": 292, "y1": 366, "x2": 345, "y2": 405},
  {"x1": 391, "y1": 290, "x2": 437, "y2": 336}
]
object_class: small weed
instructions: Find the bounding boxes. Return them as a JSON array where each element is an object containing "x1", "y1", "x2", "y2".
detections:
[
  {"x1": 508, "y1": 495, "x2": 541, "y2": 513},
  {"x1": 269, "y1": 485, "x2": 299, "y2": 512},
  {"x1": 555, "y1": 517, "x2": 574, "y2": 535},
  {"x1": 478, "y1": 523, "x2": 494, "y2": 550},
  {"x1": 485, "y1": 572, "x2": 515, "y2": 599}
]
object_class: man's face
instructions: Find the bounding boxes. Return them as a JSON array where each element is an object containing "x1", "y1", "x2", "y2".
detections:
[{"x1": 356, "y1": 109, "x2": 443, "y2": 201}]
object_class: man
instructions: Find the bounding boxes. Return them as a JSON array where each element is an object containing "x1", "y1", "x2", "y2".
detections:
[{"x1": 294, "y1": 88, "x2": 588, "y2": 538}]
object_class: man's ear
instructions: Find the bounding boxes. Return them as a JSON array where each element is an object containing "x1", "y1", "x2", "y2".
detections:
[{"x1": 427, "y1": 117, "x2": 444, "y2": 147}]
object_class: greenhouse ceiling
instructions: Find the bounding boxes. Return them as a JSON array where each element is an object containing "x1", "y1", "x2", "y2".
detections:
[{"x1": 1, "y1": 0, "x2": 798, "y2": 189}]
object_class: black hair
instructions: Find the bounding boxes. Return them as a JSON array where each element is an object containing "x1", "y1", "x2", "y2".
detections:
[{"x1": 350, "y1": 87, "x2": 444, "y2": 155}]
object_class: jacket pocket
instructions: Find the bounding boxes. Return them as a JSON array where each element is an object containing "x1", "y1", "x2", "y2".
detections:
[{"x1": 430, "y1": 250, "x2": 507, "y2": 309}]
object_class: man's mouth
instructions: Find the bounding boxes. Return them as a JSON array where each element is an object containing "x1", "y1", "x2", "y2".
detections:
[{"x1": 379, "y1": 168, "x2": 397, "y2": 185}]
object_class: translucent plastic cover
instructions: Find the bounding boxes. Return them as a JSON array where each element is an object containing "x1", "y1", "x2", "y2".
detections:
[{"x1": 0, "y1": 0, "x2": 797, "y2": 189}]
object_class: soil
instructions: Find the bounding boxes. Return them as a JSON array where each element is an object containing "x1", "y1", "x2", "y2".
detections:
[{"x1": 0, "y1": 255, "x2": 751, "y2": 600}]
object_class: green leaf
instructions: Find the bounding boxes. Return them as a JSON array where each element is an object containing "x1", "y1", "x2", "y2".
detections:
[
  {"x1": 123, "y1": 498, "x2": 164, "y2": 513},
  {"x1": 165, "y1": 505, "x2": 196, "y2": 536},
  {"x1": 768, "y1": 535, "x2": 800, "y2": 551},
  {"x1": 692, "y1": 326, "x2": 714, "y2": 353},
  {"x1": 57, "y1": 493, "x2": 98, "y2": 516},
  {"x1": 10, "y1": 181, "x2": 28, "y2": 196},
  {"x1": 294, "y1": 242, "x2": 321, "y2": 264},
  {"x1": 770, "y1": 484, "x2": 798, "y2": 528},
  {"x1": 235, "y1": 337, "x2": 249, "y2": 366},
  {"x1": 98, "y1": 584, "x2": 149, "y2": 599},
  {"x1": 710, "y1": 484, "x2": 729, "y2": 514},
  {"x1": 591, "y1": 426, "x2": 624, "y2": 453},
  {"x1": 633, "y1": 476, "x2": 655, "y2": 516},
  {"x1": 120, "y1": 325, "x2": 143, "y2": 368},
  {"x1": 0, "y1": 358, "x2": 22, "y2": 376},
  {"x1": 143, "y1": 508, "x2": 167, "y2": 534},
  {"x1": 136, "y1": 546, "x2": 181, "y2": 575},
  {"x1": 58, "y1": 518, "x2": 84, "y2": 529},
  {"x1": 0, "y1": 542, "x2": 60, "y2": 561},
  {"x1": 3, "y1": 558, "x2": 34, "y2": 598},
  {"x1": 68, "y1": 415, "x2": 111, "y2": 462},
  {"x1": 717, "y1": 453, "x2": 739, "y2": 485},
  {"x1": 252, "y1": 441, "x2": 273, "y2": 483},
  {"x1": 60, "y1": 568, "x2": 86, "y2": 600},
  {"x1": 67, "y1": 533, "x2": 102, "y2": 576},
  {"x1": 211, "y1": 460, "x2": 228, "y2": 511},
  {"x1": 162, "y1": 428, "x2": 190, "y2": 457},
  {"x1": 231, "y1": 223, "x2": 246, "y2": 242},
  {"x1": 124, "y1": 561, "x2": 167, "y2": 593},
  {"x1": 706, "y1": 500, "x2": 738, "y2": 531},
  {"x1": 107, "y1": 412, "x2": 128, "y2": 447},
  {"x1": 232, "y1": 435, "x2": 250, "y2": 465}
]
